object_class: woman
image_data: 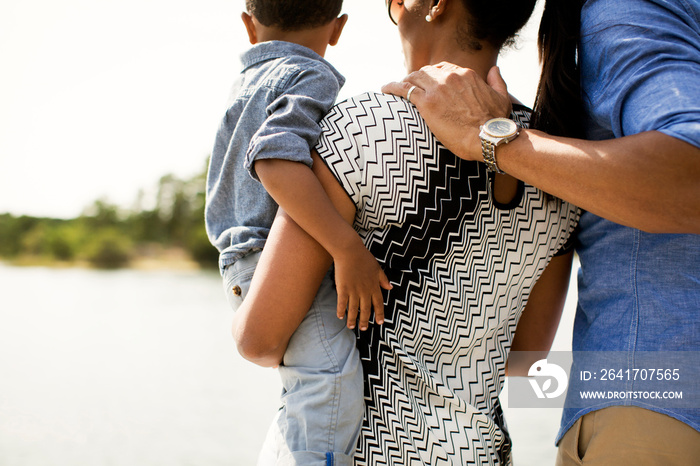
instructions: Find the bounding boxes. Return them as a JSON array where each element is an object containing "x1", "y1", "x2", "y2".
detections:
[
  {"x1": 239, "y1": 0, "x2": 580, "y2": 464},
  {"x1": 382, "y1": 0, "x2": 700, "y2": 464}
]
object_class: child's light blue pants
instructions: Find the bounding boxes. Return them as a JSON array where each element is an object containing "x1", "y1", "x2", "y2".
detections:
[{"x1": 223, "y1": 251, "x2": 363, "y2": 466}]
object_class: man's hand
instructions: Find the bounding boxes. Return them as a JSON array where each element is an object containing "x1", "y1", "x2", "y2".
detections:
[
  {"x1": 333, "y1": 240, "x2": 392, "y2": 331},
  {"x1": 382, "y1": 63, "x2": 512, "y2": 161}
]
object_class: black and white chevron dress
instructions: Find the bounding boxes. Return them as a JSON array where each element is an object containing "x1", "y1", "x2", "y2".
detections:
[{"x1": 316, "y1": 93, "x2": 580, "y2": 465}]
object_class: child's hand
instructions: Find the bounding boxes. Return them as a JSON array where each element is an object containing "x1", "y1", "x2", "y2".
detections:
[{"x1": 333, "y1": 242, "x2": 392, "y2": 331}]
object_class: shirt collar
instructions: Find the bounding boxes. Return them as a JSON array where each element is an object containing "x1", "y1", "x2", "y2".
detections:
[{"x1": 240, "y1": 41, "x2": 345, "y2": 88}]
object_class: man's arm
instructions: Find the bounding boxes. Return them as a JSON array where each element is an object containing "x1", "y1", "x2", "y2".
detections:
[
  {"x1": 498, "y1": 128, "x2": 700, "y2": 234},
  {"x1": 383, "y1": 64, "x2": 700, "y2": 234}
]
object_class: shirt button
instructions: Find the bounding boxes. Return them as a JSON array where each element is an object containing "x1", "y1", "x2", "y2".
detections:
[{"x1": 232, "y1": 285, "x2": 242, "y2": 296}]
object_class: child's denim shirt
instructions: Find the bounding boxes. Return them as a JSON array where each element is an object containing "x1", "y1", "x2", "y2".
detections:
[{"x1": 205, "y1": 41, "x2": 344, "y2": 274}]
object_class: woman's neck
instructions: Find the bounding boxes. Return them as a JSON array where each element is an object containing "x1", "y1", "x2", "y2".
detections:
[
  {"x1": 411, "y1": 47, "x2": 498, "y2": 81},
  {"x1": 402, "y1": 2, "x2": 500, "y2": 81}
]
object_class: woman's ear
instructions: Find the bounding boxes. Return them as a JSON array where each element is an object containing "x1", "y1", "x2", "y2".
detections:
[
  {"x1": 328, "y1": 14, "x2": 348, "y2": 46},
  {"x1": 428, "y1": 0, "x2": 448, "y2": 21},
  {"x1": 241, "y1": 12, "x2": 258, "y2": 45}
]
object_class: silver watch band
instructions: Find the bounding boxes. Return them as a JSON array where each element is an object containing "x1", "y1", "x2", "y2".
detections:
[{"x1": 481, "y1": 139, "x2": 504, "y2": 174}]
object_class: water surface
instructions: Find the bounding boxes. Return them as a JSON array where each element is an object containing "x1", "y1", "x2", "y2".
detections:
[{"x1": 0, "y1": 264, "x2": 575, "y2": 465}]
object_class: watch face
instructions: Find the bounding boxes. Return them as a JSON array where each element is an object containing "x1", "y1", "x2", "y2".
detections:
[{"x1": 484, "y1": 118, "x2": 517, "y2": 137}]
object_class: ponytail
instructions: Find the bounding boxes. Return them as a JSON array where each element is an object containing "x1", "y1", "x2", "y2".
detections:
[{"x1": 531, "y1": 0, "x2": 585, "y2": 138}]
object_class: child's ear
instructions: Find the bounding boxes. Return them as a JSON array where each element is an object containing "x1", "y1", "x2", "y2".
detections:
[
  {"x1": 241, "y1": 12, "x2": 258, "y2": 45},
  {"x1": 328, "y1": 14, "x2": 348, "y2": 46}
]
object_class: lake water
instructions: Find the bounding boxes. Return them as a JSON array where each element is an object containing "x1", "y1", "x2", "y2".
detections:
[{"x1": 0, "y1": 263, "x2": 577, "y2": 465}]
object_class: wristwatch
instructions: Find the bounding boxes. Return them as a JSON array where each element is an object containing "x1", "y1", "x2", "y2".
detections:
[{"x1": 479, "y1": 117, "x2": 520, "y2": 174}]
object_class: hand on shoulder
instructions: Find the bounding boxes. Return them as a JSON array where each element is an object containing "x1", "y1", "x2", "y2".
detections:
[{"x1": 382, "y1": 63, "x2": 512, "y2": 161}]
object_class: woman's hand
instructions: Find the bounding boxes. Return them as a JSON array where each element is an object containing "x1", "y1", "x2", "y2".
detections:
[{"x1": 382, "y1": 63, "x2": 512, "y2": 161}]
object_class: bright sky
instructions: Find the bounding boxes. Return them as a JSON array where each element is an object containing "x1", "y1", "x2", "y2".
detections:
[{"x1": 0, "y1": 0, "x2": 542, "y2": 219}]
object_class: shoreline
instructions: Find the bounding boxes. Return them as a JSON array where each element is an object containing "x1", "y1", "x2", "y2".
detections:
[{"x1": 1, "y1": 247, "x2": 213, "y2": 272}]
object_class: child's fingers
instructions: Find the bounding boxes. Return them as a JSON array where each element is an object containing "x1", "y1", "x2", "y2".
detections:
[
  {"x1": 346, "y1": 307, "x2": 358, "y2": 330},
  {"x1": 347, "y1": 294, "x2": 360, "y2": 329},
  {"x1": 358, "y1": 295, "x2": 372, "y2": 331},
  {"x1": 379, "y1": 270, "x2": 393, "y2": 291},
  {"x1": 372, "y1": 288, "x2": 385, "y2": 325},
  {"x1": 337, "y1": 290, "x2": 348, "y2": 320}
]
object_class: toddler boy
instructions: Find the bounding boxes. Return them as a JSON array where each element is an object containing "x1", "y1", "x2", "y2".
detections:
[{"x1": 205, "y1": 1, "x2": 389, "y2": 464}]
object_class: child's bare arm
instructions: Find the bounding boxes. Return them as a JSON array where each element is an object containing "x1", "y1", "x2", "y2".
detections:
[{"x1": 255, "y1": 157, "x2": 392, "y2": 330}]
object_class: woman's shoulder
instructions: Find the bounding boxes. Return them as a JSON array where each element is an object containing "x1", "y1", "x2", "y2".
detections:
[
  {"x1": 339, "y1": 90, "x2": 407, "y2": 105},
  {"x1": 329, "y1": 91, "x2": 420, "y2": 119},
  {"x1": 321, "y1": 91, "x2": 427, "y2": 142}
]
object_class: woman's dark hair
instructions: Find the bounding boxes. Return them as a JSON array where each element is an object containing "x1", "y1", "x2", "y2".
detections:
[
  {"x1": 531, "y1": 0, "x2": 586, "y2": 138},
  {"x1": 246, "y1": 0, "x2": 343, "y2": 31},
  {"x1": 459, "y1": 0, "x2": 538, "y2": 50}
]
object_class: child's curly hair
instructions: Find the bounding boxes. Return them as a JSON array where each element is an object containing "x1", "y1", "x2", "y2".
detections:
[{"x1": 246, "y1": 0, "x2": 343, "y2": 31}]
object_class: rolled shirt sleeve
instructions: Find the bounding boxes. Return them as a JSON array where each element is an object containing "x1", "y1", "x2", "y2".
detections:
[
  {"x1": 580, "y1": 0, "x2": 700, "y2": 148},
  {"x1": 244, "y1": 63, "x2": 342, "y2": 181}
]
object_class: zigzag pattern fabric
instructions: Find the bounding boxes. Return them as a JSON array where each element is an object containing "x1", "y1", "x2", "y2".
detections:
[{"x1": 316, "y1": 93, "x2": 580, "y2": 465}]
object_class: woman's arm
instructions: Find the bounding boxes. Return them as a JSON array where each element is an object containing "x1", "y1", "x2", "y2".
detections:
[
  {"x1": 256, "y1": 159, "x2": 390, "y2": 329},
  {"x1": 506, "y1": 251, "x2": 574, "y2": 376},
  {"x1": 233, "y1": 152, "x2": 358, "y2": 367},
  {"x1": 383, "y1": 65, "x2": 700, "y2": 234}
]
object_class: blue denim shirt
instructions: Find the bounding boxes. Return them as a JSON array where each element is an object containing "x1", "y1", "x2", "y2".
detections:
[
  {"x1": 558, "y1": 0, "x2": 700, "y2": 442},
  {"x1": 205, "y1": 41, "x2": 345, "y2": 273}
]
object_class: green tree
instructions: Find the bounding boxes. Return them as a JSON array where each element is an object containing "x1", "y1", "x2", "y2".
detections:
[
  {"x1": 20, "y1": 219, "x2": 81, "y2": 261},
  {"x1": 83, "y1": 228, "x2": 132, "y2": 269},
  {"x1": 0, "y1": 214, "x2": 41, "y2": 258},
  {"x1": 0, "y1": 156, "x2": 219, "y2": 269}
]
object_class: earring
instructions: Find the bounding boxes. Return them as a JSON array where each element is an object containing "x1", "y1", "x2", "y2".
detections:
[{"x1": 425, "y1": 14, "x2": 432, "y2": 22}]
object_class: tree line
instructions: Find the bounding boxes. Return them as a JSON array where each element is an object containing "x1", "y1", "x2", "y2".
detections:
[{"x1": 0, "y1": 161, "x2": 219, "y2": 269}]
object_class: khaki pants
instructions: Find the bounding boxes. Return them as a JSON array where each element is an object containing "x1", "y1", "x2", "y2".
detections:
[{"x1": 556, "y1": 406, "x2": 700, "y2": 466}]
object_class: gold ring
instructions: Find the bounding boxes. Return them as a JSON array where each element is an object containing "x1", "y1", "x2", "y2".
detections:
[{"x1": 406, "y1": 85, "x2": 418, "y2": 104}]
